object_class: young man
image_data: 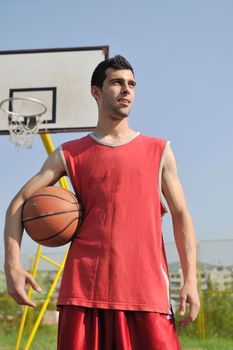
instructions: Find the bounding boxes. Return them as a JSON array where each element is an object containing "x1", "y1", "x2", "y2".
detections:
[{"x1": 4, "y1": 55, "x2": 200, "y2": 349}]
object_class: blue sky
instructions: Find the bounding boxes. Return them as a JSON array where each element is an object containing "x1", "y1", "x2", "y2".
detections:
[{"x1": 0, "y1": 0, "x2": 233, "y2": 257}]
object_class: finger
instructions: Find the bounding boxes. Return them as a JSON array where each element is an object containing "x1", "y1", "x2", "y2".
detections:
[
  {"x1": 9, "y1": 288, "x2": 37, "y2": 308},
  {"x1": 179, "y1": 294, "x2": 187, "y2": 316},
  {"x1": 178, "y1": 303, "x2": 200, "y2": 328},
  {"x1": 25, "y1": 273, "x2": 42, "y2": 293},
  {"x1": 188, "y1": 302, "x2": 200, "y2": 322},
  {"x1": 179, "y1": 317, "x2": 192, "y2": 328}
]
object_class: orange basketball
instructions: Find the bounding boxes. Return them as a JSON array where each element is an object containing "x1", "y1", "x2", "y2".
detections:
[{"x1": 22, "y1": 186, "x2": 82, "y2": 247}]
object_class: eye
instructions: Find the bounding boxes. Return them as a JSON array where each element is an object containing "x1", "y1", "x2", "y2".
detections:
[
  {"x1": 129, "y1": 81, "x2": 136, "y2": 88},
  {"x1": 111, "y1": 79, "x2": 121, "y2": 85}
]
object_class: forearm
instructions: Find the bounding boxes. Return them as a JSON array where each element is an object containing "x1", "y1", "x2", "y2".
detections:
[{"x1": 172, "y1": 210, "x2": 197, "y2": 284}]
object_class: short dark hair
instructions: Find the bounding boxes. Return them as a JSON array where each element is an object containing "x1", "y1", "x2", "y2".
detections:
[{"x1": 91, "y1": 55, "x2": 134, "y2": 88}]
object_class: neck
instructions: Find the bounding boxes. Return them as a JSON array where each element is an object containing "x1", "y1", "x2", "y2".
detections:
[{"x1": 94, "y1": 116, "x2": 135, "y2": 139}]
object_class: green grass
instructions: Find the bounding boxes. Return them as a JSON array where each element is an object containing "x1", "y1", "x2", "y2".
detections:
[
  {"x1": 0, "y1": 325, "x2": 57, "y2": 350},
  {"x1": 180, "y1": 336, "x2": 233, "y2": 350},
  {"x1": 1, "y1": 326, "x2": 233, "y2": 349}
]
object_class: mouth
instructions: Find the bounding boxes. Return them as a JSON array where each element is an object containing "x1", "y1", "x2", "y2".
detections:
[{"x1": 118, "y1": 99, "x2": 131, "y2": 106}]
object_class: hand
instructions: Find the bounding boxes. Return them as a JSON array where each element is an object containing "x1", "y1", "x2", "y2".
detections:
[
  {"x1": 5, "y1": 264, "x2": 42, "y2": 308},
  {"x1": 178, "y1": 281, "x2": 200, "y2": 328}
]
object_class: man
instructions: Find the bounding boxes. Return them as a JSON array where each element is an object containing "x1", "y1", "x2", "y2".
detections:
[{"x1": 4, "y1": 55, "x2": 200, "y2": 349}]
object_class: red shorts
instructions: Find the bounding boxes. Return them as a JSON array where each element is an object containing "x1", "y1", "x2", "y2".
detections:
[{"x1": 57, "y1": 306, "x2": 181, "y2": 350}]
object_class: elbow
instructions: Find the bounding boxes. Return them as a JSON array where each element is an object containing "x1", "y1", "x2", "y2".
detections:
[{"x1": 170, "y1": 206, "x2": 192, "y2": 224}]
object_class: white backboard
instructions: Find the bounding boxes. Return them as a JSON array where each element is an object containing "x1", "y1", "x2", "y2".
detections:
[{"x1": 0, "y1": 46, "x2": 109, "y2": 134}]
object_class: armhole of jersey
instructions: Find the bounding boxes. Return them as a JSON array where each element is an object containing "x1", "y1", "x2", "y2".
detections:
[
  {"x1": 160, "y1": 263, "x2": 171, "y2": 314},
  {"x1": 59, "y1": 144, "x2": 72, "y2": 181},
  {"x1": 158, "y1": 140, "x2": 170, "y2": 214}
]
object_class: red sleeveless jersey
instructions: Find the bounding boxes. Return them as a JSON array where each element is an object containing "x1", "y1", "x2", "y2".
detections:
[{"x1": 57, "y1": 133, "x2": 171, "y2": 314}]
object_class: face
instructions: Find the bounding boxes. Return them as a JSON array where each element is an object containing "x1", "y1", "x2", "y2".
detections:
[{"x1": 92, "y1": 68, "x2": 136, "y2": 120}]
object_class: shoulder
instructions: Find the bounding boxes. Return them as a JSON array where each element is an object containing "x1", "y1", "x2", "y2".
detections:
[
  {"x1": 62, "y1": 135, "x2": 90, "y2": 148},
  {"x1": 162, "y1": 144, "x2": 178, "y2": 175},
  {"x1": 139, "y1": 134, "x2": 170, "y2": 151},
  {"x1": 61, "y1": 135, "x2": 92, "y2": 155}
]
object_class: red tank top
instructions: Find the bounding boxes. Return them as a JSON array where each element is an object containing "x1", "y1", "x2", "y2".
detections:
[{"x1": 57, "y1": 133, "x2": 171, "y2": 314}]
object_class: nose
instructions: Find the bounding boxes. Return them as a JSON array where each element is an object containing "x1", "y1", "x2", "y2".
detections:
[{"x1": 121, "y1": 82, "x2": 131, "y2": 95}]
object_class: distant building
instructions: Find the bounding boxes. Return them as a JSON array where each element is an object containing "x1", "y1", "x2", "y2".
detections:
[
  {"x1": 206, "y1": 265, "x2": 233, "y2": 290},
  {"x1": 168, "y1": 262, "x2": 233, "y2": 294}
]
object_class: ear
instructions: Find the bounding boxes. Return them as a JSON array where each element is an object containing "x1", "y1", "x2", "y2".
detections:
[{"x1": 91, "y1": 85, "x2": 101, "y2": 101}]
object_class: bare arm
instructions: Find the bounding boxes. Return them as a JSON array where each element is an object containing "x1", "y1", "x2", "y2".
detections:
[
  {"x1": 162, "y1": 145, "x2": 200, "y2": 327},
  {"x1": 4, "y1": 148, "x2": 66, "y2": 307}
]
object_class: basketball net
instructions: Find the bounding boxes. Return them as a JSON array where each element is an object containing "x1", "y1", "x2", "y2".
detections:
[{"x1": 0, "y1": 97, "x2": 47, "y2": 149}]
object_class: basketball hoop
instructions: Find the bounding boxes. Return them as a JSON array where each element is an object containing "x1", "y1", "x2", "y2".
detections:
[{"x1": 0, "y1": 97, "x2": 47, "y2": 149}]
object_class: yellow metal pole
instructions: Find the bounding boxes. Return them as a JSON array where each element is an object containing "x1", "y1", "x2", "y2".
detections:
[
  {"x1": 24, "y1": 250, "x2": 69, "y2": 350},
  {"x1": 15, "y1": 133, "x2": 70, "y2": 349},
  {"x1": 40, "y1": 255, "x2": 63, "y2": 268},
  {"x1": 40, "y1": 133, "x2": 54, "y2": 155}
]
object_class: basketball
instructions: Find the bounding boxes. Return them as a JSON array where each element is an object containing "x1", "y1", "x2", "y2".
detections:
[{"x1": 22, "y1": 186, "x2": 82, "y2": 247}]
